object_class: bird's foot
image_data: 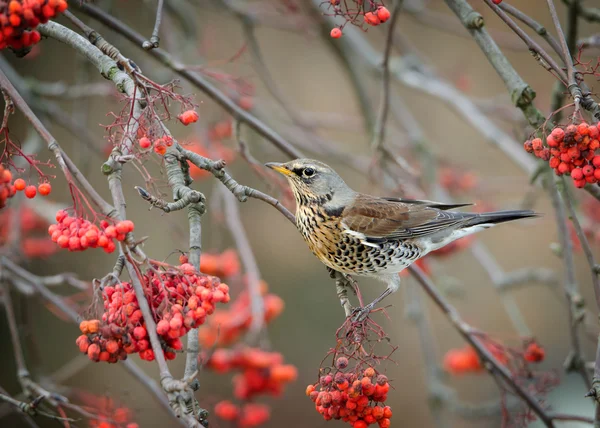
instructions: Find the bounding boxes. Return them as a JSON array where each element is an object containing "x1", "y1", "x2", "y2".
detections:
[{"x1": 351, "y1": 304, "x2": 374, "y2": 323}]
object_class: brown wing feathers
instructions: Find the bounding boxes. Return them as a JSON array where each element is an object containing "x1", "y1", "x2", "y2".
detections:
[
  {"x1": 341, "y1": 195, "x2": 475, "y2": 243},
  {"x1": 342, "y1": 195, "x2": 536, "y2": 244}
]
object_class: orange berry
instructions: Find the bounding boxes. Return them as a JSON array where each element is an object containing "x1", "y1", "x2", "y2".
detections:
[
  {"x1": 14, "y1": 178, "x2": 26, "y2": 191},
  {"x1": 38, "y1": 182, "x2": 51, "y2": 196},
  {"x1": 270, "y1": 364, "x2": 298, "y2": 382},
  {"x1": 153, "y1": 140, "x2": 167, "y2": 155},
  {"x1": 1, "y1": 169, "x2": 11, "y2": 183},
  {"x1": 8, "y1": 1, "x2": 22, "y2": 14},
  {"x1": 79, "y1": 320, "x2": 89, "y2": 334},
  {"x1": 306, "y1": 384, "x2": 315, "y2": 396},
  {"x1": 87, "y1": 319, "x2": 100, "y2": 334},
  {"x1": 364, "y1": 367, "x2": 376, "y2": 378}
]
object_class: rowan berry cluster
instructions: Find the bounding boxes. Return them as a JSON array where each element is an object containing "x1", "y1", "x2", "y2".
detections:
[
  {"x1": 206, "y1": 346, "x2": 297, "y2": 427},
  {"x1": 0, "y1": 165, "x2": 16, "y2": 208},
  {"x1": 48, "y1": 210, "x2": 134, "y2": 253},
  {"x1": 13, "y1": 177, "x2": 51, "y2": 198},
  {"x1": 76, "y1": 263, "x2": 229, "y2": 363},
  {"x1": 198, "y1": 280, "x2": 284, "y2": 347},
  {"x1": 214, "y1": 401, "x2": 270, "y2": 428},
  {"x1": 0, "y1": 0, "x2": 68, "y2": 50},
  {"x1": 438, "y1": 167, "x2": 477, "y2": 195},
  {"x1": 185, "y1": 139, "x2": 235, "y2": 180},
  {"x1": 199, "y1": 249, "x2": 241, "y2": 277},
  {"x1": 76, "y1": 392, "x2": 139, "y2": 428},
  {"x1": 206, "y1": 347, "x2": 297, "y2": 397},
  {"x1": 0, "y1": 206, "x2": 57, "y2": 257},
  {"x1": 443, "y1": 339, "x2": 545, "y2": 375},
  {"x1": 327, "y1": 2, "x2": 391, "y2": 39},
  {"x1": 524, "y1": 122, "x2": 600, "y2": 188},
  {"x1": 307, "y1": 360, "x2": 393, "y2": 428}
]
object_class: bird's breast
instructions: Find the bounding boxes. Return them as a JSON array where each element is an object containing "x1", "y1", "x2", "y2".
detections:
[{"x1": 295, "y1": 204, "x2": 423, "y2": 275}]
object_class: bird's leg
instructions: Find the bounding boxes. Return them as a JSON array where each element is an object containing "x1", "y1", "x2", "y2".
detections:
[
  {"x1": 327, "y1": 268, "x2": 354, "y2": 317},
  {"x1": 351, "y1": 274, "x2": 400, "y2": 322}
]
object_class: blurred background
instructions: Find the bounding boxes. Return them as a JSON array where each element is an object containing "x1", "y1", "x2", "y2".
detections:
[{"x1": 1, "y1": 0, "x2": 599, "y2": 427}]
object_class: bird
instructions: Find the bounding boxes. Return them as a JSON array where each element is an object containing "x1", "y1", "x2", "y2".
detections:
[{"x1": 266, "y1": 159, "x2": 538, "y2": 320}]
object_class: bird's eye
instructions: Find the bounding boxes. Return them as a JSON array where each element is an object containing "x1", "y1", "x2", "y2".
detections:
[{"x1": 303, "y1": 167, "x2": 315, "y2": 177}]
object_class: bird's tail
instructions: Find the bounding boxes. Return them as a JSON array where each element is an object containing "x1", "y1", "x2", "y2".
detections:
[{"x1": 463, "y1": 210, "x2": 539, "y2": 228}]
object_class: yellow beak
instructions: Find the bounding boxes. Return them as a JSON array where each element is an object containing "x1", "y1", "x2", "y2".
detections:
[{"x1": 265, "y1": 162, "x2": 292, "y2": 176}]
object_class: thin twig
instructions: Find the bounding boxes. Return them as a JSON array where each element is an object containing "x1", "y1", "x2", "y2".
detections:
[{"x1": 143, "y1": 0, "x2": 164, "y2": 50}]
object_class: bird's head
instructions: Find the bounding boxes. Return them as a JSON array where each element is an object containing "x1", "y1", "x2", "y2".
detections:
[{"x1": 266, "y1": 159, "x2": 351, "y2": 205}]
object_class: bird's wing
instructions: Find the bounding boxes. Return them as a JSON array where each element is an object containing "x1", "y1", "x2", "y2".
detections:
[{"x1": 341, "y1": 194, "x2": 473, "y2": 243}]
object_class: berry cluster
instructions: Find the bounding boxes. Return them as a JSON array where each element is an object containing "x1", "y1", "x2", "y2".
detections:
[
  {"x1": 199, "y1": 249, "x2": 241, "y2": 277},
  {"x1": 307, "y1": 360, "x2": 393, "y2": 428},
  {"x1": 206, "y1": 347, "x2": 297, "y2": 399},
  {"x1": 327, "y1": 2, "x2": 390, "y2": 38},
  {"x1": 1, "y1": 206, "x2": 58, "y2": 257},
  {"x1": 178, "y1": 109, "x2": 199, "y2": 126},
  {"x1": 76, "y1": 264, "x2": 229, "y2": 363},
  {"x1": 524, "y1": 122, "x2": 600, "y2": 188},
  {"x1": 76, "y1": 392, "x2": 139, "y2": 428},
  {"x1": 207, "y1": 347, "x2": 297, "y2": 427},
  {"x1": 443, "y1": 339, "x2": 545, "y2": 375},
  {"x1": 48, "y1": 210, "x2": 134, "y2": 253},
  {"x1": 13, "y1": 177, "x2": 51, "y2": 199},
  {"x1": 0, "y1": 165, "x2": 16, "y2": 208},
  {"x1": 0, "y1": 0, "x2": 68, "y2": 50},
  {"x1": 439, "y1": 167, "x2": 477, "y2": 195},
  {"x1": 186, "y1": 139, "x2": 235, "y2": 180},
  {"x1": 214, "y1": 401, "x2": 270, "y2": 428},
  {"x1": 364, "y1": 6, "x2": 390, "y2": 26},
  {"x1": 199, "y1": 280, "x2": 284, "y2": 347}
]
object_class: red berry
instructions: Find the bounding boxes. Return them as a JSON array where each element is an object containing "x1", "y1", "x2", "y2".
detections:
[
  {"x1": 24, "y1": 185, "x2": 36, "y2": 198},
  {"x1": 364, "y1": 12, "x2": 380, "y2": 26},
  {"x1": 492, "y1": 0, "x2": 502, "y2": 4},
  {"x1": 524, "y1": 343, "x2": 545, "y2": 362},
  {"x1": 531, "y1": 138, "x2": 543, "y2": 151},
  {"x1": 38, "y1": 182, "x2": 51, "y2": 196},
  {"x1": 214, "y1": 400, "x2": 239, "y2": 421},
  {"x1": 330, "y1": 28, "x2": 342, "y2": 39},
  {"x1": 178, "y1": 110, "x2": 199, "y2": 125},
  {"x1": 133, "y1": 326, "x2": 147, "y2": 340},
  {"x1": 551, "y1": 127, "x2": 565, "y2": 142},
  {"x1": 571, "y1": 168, "x2": 584, "y2": 180},
  {"x1": 139, "y1": 137, "x2": 151, "y2": 149},
  {"x1": 583, "y1": 165, "x2": 594, "y2": 177},
  {"x1": 377, "y1": 6, "x2": 391, "y2": 22}
]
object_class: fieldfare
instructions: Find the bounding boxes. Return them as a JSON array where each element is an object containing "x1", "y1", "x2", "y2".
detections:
[{"x1": 266, "y1": 159, "x2": 537, "y2": 319}]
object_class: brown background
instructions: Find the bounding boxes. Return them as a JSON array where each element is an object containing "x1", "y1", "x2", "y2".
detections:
[{"x1": 1, "y1": 0, "x2": 598, "y2": 427}]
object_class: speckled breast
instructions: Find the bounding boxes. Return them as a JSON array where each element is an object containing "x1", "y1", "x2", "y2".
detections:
[{"x1": 296, "y1": 205, "x2": 423, "y2": 276}]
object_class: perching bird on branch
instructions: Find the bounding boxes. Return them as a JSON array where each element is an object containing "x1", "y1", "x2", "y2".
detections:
[{"x1": 266, "y1": 159, "x2": 538, "y2": 320}]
